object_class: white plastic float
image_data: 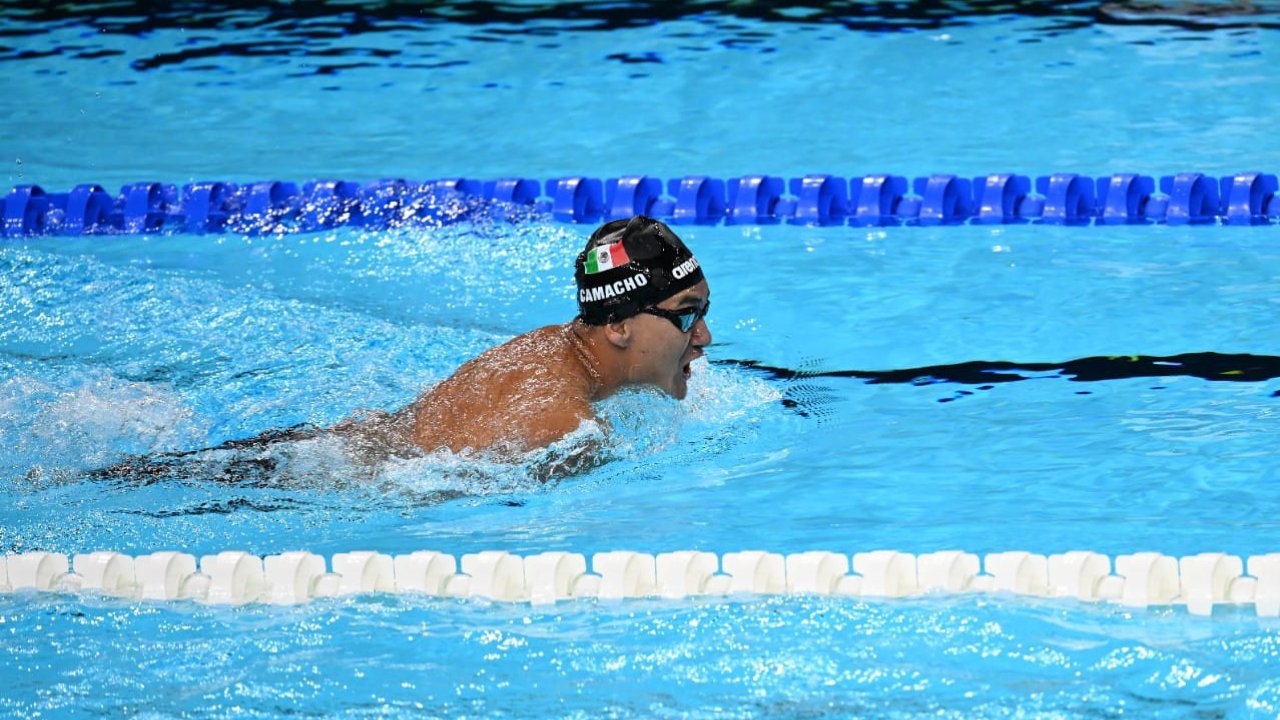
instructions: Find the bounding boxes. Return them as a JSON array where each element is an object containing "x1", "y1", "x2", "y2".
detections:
[
  {"x1": 721, "y1": 551, "x2": 786, "y2": 595},
  {"x1": 462, "y1": 551, "x2": 526, "y2": 601},
  {"x1": 981, "y1": 551, "x2": 1048, "y2": 596},
  {"x1": 72, "y1": 552, "x2": 137, "y2": 597},
  {"x1": 784, "y1": 551, "x2": 850, "y2": 595},
  {"x1": 4, "y1": 548, "x2": 1280, "y2": 616},
  {"x1": 854, "y1": 550, "x2": 920, "y2": 597},
  {"x1": 393, "y1": 551, "x2": 457, "y2": 596},
  {"x1": 592, "y1": 551, "x2": 656, "y2": 600},
  {"x1": 200, "y1": 551, "x2": 265, "y2": 605},
  {"x1": 1114, "y1": 552, "x2": 1181, "y2": 608},
  {"x1": 332, "y1": 551, "x2": 396, "y2": 597},
  {"x1": 655, "y1": 551, "x2": 719, "y2": 599},
  {"x1": 1249, "y1": 554, "x2": 1280, "y2": 617},
  {"x1": 1047, "y1": 551, "x2": 1111, "y2": 601},
  {"x1": 263, "y1": 552, "x2": 327, "y2": 605},
  {"x1": 525, "y1": 551, "x2": 588, "y2": 605},
  {"x1": 917, "y1": 550, "x2": 980, "y2": 593},
  {"x1": 8, "y1": 552, "x2": 69, "y2": 592},
  {"x1": 1178, "y1": 552, "x2": 1244, "y2": 616}
]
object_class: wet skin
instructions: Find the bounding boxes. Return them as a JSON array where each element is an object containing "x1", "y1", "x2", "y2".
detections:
[{"x1": 408, "y1": 280, "x2": 712, "y2": 454}]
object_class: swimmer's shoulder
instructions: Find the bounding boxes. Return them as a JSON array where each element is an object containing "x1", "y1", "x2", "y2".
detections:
[
  {"x1": 500, "y1": 323, "x2": 576, "y2": 355},
  {"x1": 477, "y1": 325, "x2": 597, "y2": 448},
  {"x1": 456, "y1": 324, "x2": 569, "y2": 366},
  {"x1": 410, "y1": 324, "x2": 596, "y2": 453},
  {"x1": 471, "y1": 324, "x2": 588, "y2": 382}
]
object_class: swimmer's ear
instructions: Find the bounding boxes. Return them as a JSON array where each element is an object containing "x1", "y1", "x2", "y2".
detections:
[{"x1": 602, "y1": 319, "x2": 632, "y2": 349}]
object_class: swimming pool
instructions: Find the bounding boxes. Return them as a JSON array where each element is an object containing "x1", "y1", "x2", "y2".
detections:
[{"x1": 4, "y1": 1, "x2": 1280, "y2": 717}]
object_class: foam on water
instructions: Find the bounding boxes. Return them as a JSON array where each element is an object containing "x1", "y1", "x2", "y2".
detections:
[
  {"x1": 0, "y1": 368, "x2": 205, "y2": 480},
  {"x1": 585, "y1": 358, "x2": 782, "y2": 464}
]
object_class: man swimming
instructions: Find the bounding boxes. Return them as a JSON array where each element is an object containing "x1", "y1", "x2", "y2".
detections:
[
  {"x1": 89, "y1": 215, "x2": 709, "y2": 486},
  {"x1": 405, "y1": 214, "x2": 712, "y2": 455}
]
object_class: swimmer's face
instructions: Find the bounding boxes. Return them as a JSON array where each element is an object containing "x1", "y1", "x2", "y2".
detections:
[{"x1": 626, "y1": 279, "x2": 712, "y2": 400}]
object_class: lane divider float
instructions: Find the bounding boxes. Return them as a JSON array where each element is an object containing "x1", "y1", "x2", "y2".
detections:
[
  {"x1": 2, "y1": 549, "x2": 1278, "y2": 616},
  {"x1": 3, "y1": 172, "x2": 1277, "y2": 236}
]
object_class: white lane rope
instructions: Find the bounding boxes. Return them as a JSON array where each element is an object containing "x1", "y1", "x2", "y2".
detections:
[{"x1": 2, "y1": 549, "x2": 1277, "y2": 616}]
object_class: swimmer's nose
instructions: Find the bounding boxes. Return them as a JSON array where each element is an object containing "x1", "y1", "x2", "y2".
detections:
[{"x1": 691, "y1": 317, "x2": 711, "y2": 347}]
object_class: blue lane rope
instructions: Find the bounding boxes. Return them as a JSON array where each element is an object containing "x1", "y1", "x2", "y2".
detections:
[{"x1": 3, "y1": 172, "x2": 1277, "y2": 236}]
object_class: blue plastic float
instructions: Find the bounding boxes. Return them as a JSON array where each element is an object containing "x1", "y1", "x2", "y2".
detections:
[{"x1": 2, "y1": 172, "x2": 1275, "y2": 235}]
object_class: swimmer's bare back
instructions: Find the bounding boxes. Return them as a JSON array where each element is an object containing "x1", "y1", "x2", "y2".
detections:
[{"x1": 408, "y1": 324, "x2": 602, "y2": 454}]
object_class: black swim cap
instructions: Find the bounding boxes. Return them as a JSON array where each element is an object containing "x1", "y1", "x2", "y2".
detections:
[{"x1": 575, "y1": 215, "x2": 705, "y2": 325}]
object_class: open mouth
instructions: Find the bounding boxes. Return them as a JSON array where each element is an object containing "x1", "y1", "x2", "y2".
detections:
[{"x1": 681, "y1": 349, "x2": 702, "y2": 380}]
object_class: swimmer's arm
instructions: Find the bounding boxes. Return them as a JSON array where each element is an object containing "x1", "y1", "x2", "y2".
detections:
[
  {"x1": 520, "y1": 402, "x2": 596, "y2": 450},
  {"x1": 528, "y1": 414, "x2": 610, "y2": 482},
  {"x1": 514, "y1": 398, "x2": 611, "y2": 481}
]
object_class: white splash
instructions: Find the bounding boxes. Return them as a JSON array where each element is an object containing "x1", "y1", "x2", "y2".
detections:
[{"x1": 0, "y1": 370, "x2": 207, "y2": 479}]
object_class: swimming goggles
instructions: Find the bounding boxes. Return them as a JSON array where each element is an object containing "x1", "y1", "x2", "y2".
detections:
[{"x1": 641, "y1": 299, "x2": 710, "y2": 333}]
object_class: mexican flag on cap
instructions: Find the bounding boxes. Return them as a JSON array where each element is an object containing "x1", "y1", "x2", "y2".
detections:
[{"x1": 585, "y1": 242, "x2": 630, "y2": 274}]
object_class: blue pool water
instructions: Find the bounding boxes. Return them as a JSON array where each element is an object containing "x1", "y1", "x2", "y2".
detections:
[{"x1": 5, "y1": 2, "x2": 1280, "y2": 717}]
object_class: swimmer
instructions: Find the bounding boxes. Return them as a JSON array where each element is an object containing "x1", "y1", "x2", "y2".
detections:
[
  {"x1": 91, "y1": 215, "x2": 709, "y2": 487},
  {"x1": 404, "y1": 214, "x2": 712, "y2": 456}
]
